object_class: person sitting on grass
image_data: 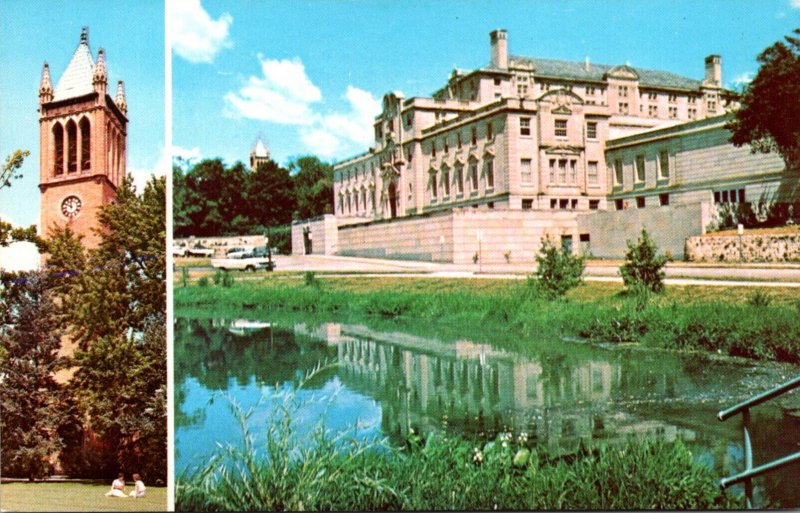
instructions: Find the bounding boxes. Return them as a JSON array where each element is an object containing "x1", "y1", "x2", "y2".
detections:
[
  {"x1": 105, "y1": 473, "x2": 127, "y2": 497},
  {"x1": 129, "y1": 473, "x2": 146, "y2": 498}
]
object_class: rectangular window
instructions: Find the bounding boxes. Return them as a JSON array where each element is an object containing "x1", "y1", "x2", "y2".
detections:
[
  {"x1": 636, "y1": 196, "x2": 645, "y2": 208},
  {"x1": 614, "y1": 159, "x2": 623, "y2": 185},
  {"x1": 444, "y1": 138, "x2": 449, "y2": 153},
  {"x1": 587, "y1": 161, "x2": 598, "y2": 184},
  {"x1": 486, "y1": 160, "x2": 494, "y2": 189},
  {"x1": 658, "y1": 150, "x2": 669, "y2": 179},
  {"x1": 443, "y1": 169, "x2": 450, "y2": 196},
  {"x1": 615, "y1": 198, "x2": 624, "y2": 210},
  {"x1": 550, "y1": 198, "x2": 557, "y2": 209},
  {"x1": 688, "y1": 96, "x2": 697, "y2": 104},
  {"x1": 470, "y1": 162, "x2": 478, "y2": 191},
  {"x1": 668, "y1": 94, "x2": 678, "y2": 103},
  {"x1": 648, "y1": 105, "x2": 657, "y2": 117},
  {"x1": 431, "y1": 172, "x2": 438, "y2": 199},
  {"x1": 619, "y1": 102, "x2": 629, "y2": 115},
  {"x1": 522, "y1": 199, "x2": 533, "y2": 209},
  {"x1": 517, "y1": 84, "x2": 528, "y2": 96},
  {"x1": 586, "y1": 121, "x2": 597, "y2": 139},
  {"x1": 688, "y1": 108, "x2": 697, "y2": 120},
  {"x1": 586, "y1": 86, "x2": 596, "y2": 95},
  {"x1": 520, "y1": 117, "x2": 531, "y2": 136},
  {"x1": 589, "y1": 199, "x2": 600, "y2": 210},
  {"x1": 549, "y1": 159, "x2": 556, "y2": 183},
  {"x1": 432, "y1": 141, "x2": 437, "y2": 157},
  {"x1": 619, "y1": 85, "x2": 628, "y2": 97},
  {"x1": 558, "y1": 159, "x2": 567, "y2": 184},
  {"x1": 635, "y1": 155, "x2": 645, "y2": 183},
  {"x1": 659, "y1": 193, "x2": 669, "y2": 206},
  {"x1": 739, "y1": 189, "x2": 746, "y2": 203},
  {"x1": 455, "y1": 167, "x2": 463, "y2": 194},
  {"x1": 487, "y1": 122, "x2": 493, "y2": 140},
  {"x1": 648, "y1": 92, "x2": 657, "y2": 100},
  {"x1": 668, "y1": 106, "x2": 678, "y2": 119},
  {"x1": 707, "y1": 99, "x2": 717, "y2": 112},
  {"x1": 571, "y1": 199, "x2": 578, "y2": 209},
  {"x1": 555, "y1": 119, "x2": 567, "y2": 137},
  {"x1": 471, "y1": 126, "x2": 477, "y2": 145},
  {"x1": 520, "y1": 158, "x2": 533, "y2": 184},
  {"x1": 494, "y1": 77, "x2": 501, "y2": 86},
  {"x1": 559, "y1": 199, "x2": 569, "y2": 209},
  {"x1": 569, "y1": 160, "x2": 577, "y2": 183},
  {"x1": 457, "y1": 132, "x2": 462, "y2": 149}
]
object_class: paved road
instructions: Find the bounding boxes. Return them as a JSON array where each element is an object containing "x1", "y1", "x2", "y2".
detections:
[{"x1": 194, "y1": 254, "x2": 800, "y2": 286}]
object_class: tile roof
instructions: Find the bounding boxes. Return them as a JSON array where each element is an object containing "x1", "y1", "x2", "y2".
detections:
[
  {"x1": 53, "y1": 32, "x2": 96, "y2": 102},
  {"x1": 252, "y1": 139, "x2": 269, "y2": 157},
  {"x1": 491, "y1": 56, "x2": 703, "y2": 90}
]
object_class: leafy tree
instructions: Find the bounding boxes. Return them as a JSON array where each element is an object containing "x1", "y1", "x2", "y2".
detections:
[
  {"x1": 619, "y1": 229, "x2": 668, "y2": 294},
  {"x1": 1, "y1": 150, "x2": 42, "y2": 249},
  {"x1": 289, "y1": 155, "x2": 333, "y2": 219},
  {"x1": 728, "y1": 29, "x2": 800, "y2": 172},
  {"x1": 247, "y1": 159, "x2": 296, "y2": 228},
  {"x1": 1, "y1": 149, "x2": 29, "y2": 191},
  {"x1": 533, "y1": 238, "x2": 585, "y2": 298},
  {"x1": 0, "y1": 272, "x2": 66, "y2": 480}
]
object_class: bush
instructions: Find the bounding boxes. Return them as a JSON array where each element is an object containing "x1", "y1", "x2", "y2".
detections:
[
  {"x1": 534, "y1": 238, "x2": 585, "y2": 298},
  {"x1": 197, "y1": 276, "x2": 209, "y2": 287},
  {"x1": 221, "y1": 271, "x2": 234, "y2": 288},
  {"x1": 180, "y1": 267, "x2": 189, "y2": 288},
  {"x1": 620, "y1": 230, "x2": 667, "y2": 294},
  {"x1": 304, "y1": 271, "x2": 319, "y2": 288},
  {"x1": 212, "y1": 270, "x2": 223, "y2": 285}
]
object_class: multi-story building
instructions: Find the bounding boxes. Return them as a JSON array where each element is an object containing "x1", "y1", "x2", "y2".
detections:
[{"x1": 333, "y1": 30, "x2": 737, "y2": 222}]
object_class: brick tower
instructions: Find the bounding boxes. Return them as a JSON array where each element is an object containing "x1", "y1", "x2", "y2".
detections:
[{"x1": 38, "y1": 27, "x2": 128, "y2": 248}]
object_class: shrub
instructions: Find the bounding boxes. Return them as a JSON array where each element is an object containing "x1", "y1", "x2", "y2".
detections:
[
  {"x1": 197, "y1": 276, "x2": 209, "y2": 287},
  {"x1": 747, "y1": 290, "x2": 773, "y2": 307},
  {"x1": 620, "y1": 229, "x2": 667, "y2": 294},
  {"x1": 180, "y1": 267, "x2": 189, "y2": 288},
  {"x1": 304, "y1": 271, "x2": 319, "y2": 288},
  {"x1": 221, "y1": 271, "x2": 235, "y2": 288},
  {"x1": 212, "y1": 270, "x2": 223, "y2": 285},
  {"x1": 534, "y1": 238, "x2": 585, "y2": 299}
]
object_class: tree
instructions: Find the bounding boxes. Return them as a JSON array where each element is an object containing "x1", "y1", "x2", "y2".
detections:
[
  {"x1": 533, "y1": 238, "x2": 585, "y2": 298},
  {"x1": 0, "y1": 150, "x2": 42, "y2": 248},
  {"x1": 0, "y1": 272, "x2": 67, "y2": 480},
  {"x1": 289, "y1": 155, "x2": 333, "y2": 219},
  {"x1": 727, "y1": 29, "x2": 800, "y2": 172},
  {"x1": 619, "y1": 229, "x2": 668, "y2": 294},
  {"x1": 247, "y1": 159, "x2": 296, "y2": 228}
]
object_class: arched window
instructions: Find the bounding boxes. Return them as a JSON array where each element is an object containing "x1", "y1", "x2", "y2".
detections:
[
  {"x1": 79, "y1": 117, "x2": 91, "y2": 171},
  {"x1": 53, "y1": 123, "x2": 64, "y2": 176},
  {"x1": 66, "y1": 120, "x2": 78, "y2": 173}
]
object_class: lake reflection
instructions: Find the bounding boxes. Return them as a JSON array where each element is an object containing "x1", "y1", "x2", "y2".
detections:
[{"x1": 175, "y1": 314, "x2": 800, "y2": 507}]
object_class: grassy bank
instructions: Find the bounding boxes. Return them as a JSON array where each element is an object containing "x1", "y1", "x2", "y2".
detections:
[
  {"x1": 0, "y1": 483, "x2": 167, "y2": 512},
  {"x1": 174, "y1": 275, "x2": 800, "y2": 364}
]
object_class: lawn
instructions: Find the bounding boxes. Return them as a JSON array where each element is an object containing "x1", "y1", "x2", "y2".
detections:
[{"x1": 0, "y1": 482, "x2": 167, "y2": 512}]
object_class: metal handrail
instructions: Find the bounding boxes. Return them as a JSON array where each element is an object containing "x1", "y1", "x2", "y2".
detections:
[{"x1": 717, "y1": 375, "x2": 800, "y2": 509}]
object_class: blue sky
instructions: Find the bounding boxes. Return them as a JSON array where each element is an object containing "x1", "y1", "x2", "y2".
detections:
[
  {"x1": 172, "y1": 0, "x2": 799, "y2": 171},
  {"x1": 0, "y1": 0, "x2": 165, "y2": 229}
]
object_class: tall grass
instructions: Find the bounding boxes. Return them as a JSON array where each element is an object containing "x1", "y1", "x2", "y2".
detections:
[{"x1": 175, "y1": 277, "x2": 800, "y2": 364}]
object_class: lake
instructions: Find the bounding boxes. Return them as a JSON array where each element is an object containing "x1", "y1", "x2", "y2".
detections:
[{"x1": 175, "y1": 311, "x2": 800, "y2": 507}]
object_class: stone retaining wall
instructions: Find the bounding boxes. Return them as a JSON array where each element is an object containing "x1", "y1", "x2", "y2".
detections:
[{"x1": 685, "y1": 232, "x2": 800, "y2": 262}]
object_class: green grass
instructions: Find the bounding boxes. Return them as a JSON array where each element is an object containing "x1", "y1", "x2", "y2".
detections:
[
  {"x1": 0, "y1": 483, "x2": 167, "y2": 512},
  {"x1": 174, "y1": 275, "x2": 800, "y2": 364}
]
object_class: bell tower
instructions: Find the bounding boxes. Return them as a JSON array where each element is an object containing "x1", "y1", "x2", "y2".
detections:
[{"x1": 39, "y1": 27, "x2": 128, "y2": 248}]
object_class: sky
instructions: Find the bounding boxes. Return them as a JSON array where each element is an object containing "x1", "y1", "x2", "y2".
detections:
[
  {"x1": 172, "y1": 0, "x2": 800, "y2": 171},
  {"x1": 0, "y1": 0, "x2": 165, "y2": 229}
]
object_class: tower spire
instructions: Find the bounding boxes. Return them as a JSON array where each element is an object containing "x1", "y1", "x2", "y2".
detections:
[
  {"x1": 80, "y1": 26, "x2": 88, "y2": 45},
  {"x1": 39, "y1": 62, "x2": 53, "y2": 103},
  {"x1": 115, "y1": 80, "x2": 127, "y2": 115},
  {"x1": 93, "y1": 47, "x2": 108, "y2": 95}
]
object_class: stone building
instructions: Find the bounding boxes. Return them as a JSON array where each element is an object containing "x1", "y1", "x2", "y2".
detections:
[
  {"x1": 249, "y1": 135, "x2": 270, "y2": 171},
  {"x1": 38, "y1": 27, "x2": 127, "y2": 249}
]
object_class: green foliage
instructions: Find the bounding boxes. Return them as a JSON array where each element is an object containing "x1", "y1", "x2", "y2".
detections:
[
  {"x1": 0, "y1": 272, "x2": 66, "y2": 480},
  {"x1": 221, "y1": 271, "x2": 234, "y2": 288},
  {"x1": 619, "y1": 229, "x2": 667, "y2": 294},
  {"x1": 1, "y1": 149, "x2": 29, "y2": 191},
  {"x1": 197, "y1": 276, "x2": 210, "y2": 287},
  {"x1": 212, "y1": 270, "x2": 223, "y2": 285},
  {"x1": 289, "y1": 155, "x2": 334, "y2": 219},
  {"x1": 747, "y1": 290, "x2": 774, "y2": 307},
  {"x1": 303, "y1": 271, "x2": 319, "y2": 288},
  {"x1": 727, "y1": 29, "x2": 800, "y2": 172},
  {"x1": 181, "y1": 266, "x2": 189, "y2": 288},
  {"x1": 176, "y1": 386, "x2": 732, "y2": 511},
  {"x1": 534, "y1": 238, "x2": 585, "y2": 298}
]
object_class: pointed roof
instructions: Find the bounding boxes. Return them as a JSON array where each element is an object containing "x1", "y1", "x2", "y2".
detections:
[
  {"x1": 53, "y1": 27, "x2": 96, "y2": 102},
  {"x1": 252, "y1": 138, "x2": 269, "y2": 157},
  {"x1": 115, "y1": 80, "x2": 127, "y2": 114},
  {"x1": 40, "y1": 62, "x2": 53, "y2": 92}
]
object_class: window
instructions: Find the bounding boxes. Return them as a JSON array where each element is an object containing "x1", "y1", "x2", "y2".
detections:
[
  {"x1": 66, "y1": 120, "x2": 78, "y2": 173},
  {"x1": 442, "y1": 168, "x2": 450, "y2": 196},
  {"x1": 550, "y1": 198, "x2": 557, "y2": 209},
  {"x1": 635, "y1": 155, "x2": 645, "y2": 183},
  {"x1": 455, "y1": 166, "x2": 464, "y2": 194},
  {"x1": 555, "y1": 119, "x2": 567, "y2": 137},
  {"x1": 588, "y1": 161, "x2": 598, "y2": 184},
  {"x1": 520, "y1": 117, "x2": 531, "y2": 136},
  {"x1": 571, "y1": 199, "x2": 578, "y2": 209},
  {"x1": 618, "y1": 85, "x2": 628, "y2": 97},
  {"x1": 648, "y1": 105, "x2": 658, "y2": 117},
  {"x1": 647, "y1": 92, "x2": 657, "y2": 100},
  {"x1": 432, "y1": 141, "x2": 437, "y2": 157},
  {"x1": 688, "y1": 108, "x2": 697, "y2": 120},
  {"x1": 457, "y1": 132, "x2": 462, "y2": 149},
  {"x1": 470, "y1": 162, "x2": 478, "y2": 191},
  {"x1": 614, "y1": 159, "x2": 623, "y2": 185},
  {"x1": 636, "y1": 196, "x2": 645, "y2": 208},
  {"x1": 520, "y1": 158, "x2": 533, "y2": 184},
  {"x1": 658, "y1": 150, "x2": 669, "y2": 179},
  {"x1": 486, "y1": 160, "x2": 494, "y2": 189},
  {"x1": 487, "y1": 201, "x2": 494, "y2": 209},
  {"x1": 405, "y1": 113, "x2": 413, "y2": 128},
  {"x1": 517, "y1": 84, "x2": 528, "y2": 96},
  {"x1": 471, "y1": 126, "x2": 477, "y2": 145},
  {"x1": 615, "y1": 198, "x2": 624, "y2": 210},
  {"x1": 444, "y1": 138, "x2": 449, "y2": 153},
  {"x1": 79, "y1": 117, "x2": 90, "y2": 171},
  {"x1": 586, "y1": 122, "x2": 597, "y2": 139},
  {"x1": 430, "y1": 171, "x2": 438, "y2": 199},
  {"x1": 569, "y1": 160, "x2": 577, "y2": 183},
  {"x1": 618, "y1": 102, "x2": 629, "y2": 115},
  {"x1": 549, "y1": 159, "x2": 556, "y2": 183},
  {"x1": 668, "y1": 94, "x2": 678, "y2": 103},
  {"x1": 487, "y1": 122, "x2": 493, "y2": 140},
  {"x1": 589, "y1": 199, "x2": 600, "y2": 210},
  {"x1": 494, "y1": 77, "x2": 501, "y2": 86},
  {"x1": 522, "y1": 199, "x2": 533, "y2": 209},
  {"x1": 668, "y1": 106, "x2": 678, "y2": 119},
  {"x1": 541, "y1": 83, "x2": 550, "y2": 92},
  {"x1": 53, "y1": 122, "x2": 64, "y2": 175},
  {"x1": 586, "y1": 86, "x2": 596, "y2": 95},
  {"x1": 558, "y1": 159, "x2": 567, "y2": 184},
  {"x1": 659, "y1": 193, "x2": 669, "y2": 206},
  {"x1": 559, "y1": 199, "x2": 569, "y2": 209},
  {"x1": 688, "y1": 96, "x2": 697, "y2": 104}
]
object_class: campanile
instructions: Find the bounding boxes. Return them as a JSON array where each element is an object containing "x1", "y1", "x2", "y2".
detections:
[{"x1": 38, "y1": 27, "x2": 128, "y2": 248}]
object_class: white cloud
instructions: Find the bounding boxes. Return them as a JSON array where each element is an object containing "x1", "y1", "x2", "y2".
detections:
[
  {"x1": 305, "y1": 86, "x2": 381, "y2": 158},
  {"x1": 129, "y1": 146, "x2": 170, "y2": 192},
  {"x1": 169, "y1": 0, "x2": 232, "y2": 64},
  {"x1": 172, "y1": 145, "x2": 203, "y2": 170},
  {"x1": 731, "y1": 71, "x2": 754, "y2": 88},
  {"x1": 224, "y1": 58, "x2": 321, "y2": 125},
  {"x1": 300, "y1": 128, "x2": 344, "y2": 158},
  {"x1": 791, "y1": 0, "x2": 800, "y2": 9}
]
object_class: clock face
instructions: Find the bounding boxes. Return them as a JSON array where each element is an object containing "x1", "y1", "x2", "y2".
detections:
[{"x1": 61, "y1": 196, "x2": 82, "y2": 219}]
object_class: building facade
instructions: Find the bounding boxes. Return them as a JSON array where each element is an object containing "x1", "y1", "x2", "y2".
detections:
[
  {"x1": 333, "y1": 30, "x2": 737, "y2": 223},
  {"x1": 38, "y1": 27, "x2": 128, "y2": 248}
]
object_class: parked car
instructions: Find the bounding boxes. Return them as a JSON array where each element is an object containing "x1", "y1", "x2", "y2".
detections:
[
  {"x1": 211, "y1": 251, "x2": 275, "y2": 271},
  {"x1": 172, "y1": 245, "x2": 188, "y2": 257},
  {"x1": 225, "y1": 246, "x2": 255, "y2": 258},
  {"x1": 186, "y1": 245, "x2": 215, "y2": 257}
]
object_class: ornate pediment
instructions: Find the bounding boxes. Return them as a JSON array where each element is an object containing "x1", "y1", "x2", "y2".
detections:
[
  {"x1": 538, "y1": 88, "x2": 584, "y2": 109},
  {"x1": 605, "y1": 65, "x2": 639, "y2": 81},
  {"x1": 543, "y1": 144, "x2": 583, "y2": 156},
  {"x1": 552, "y1": 105, "x2": 572, "y2": 115}
]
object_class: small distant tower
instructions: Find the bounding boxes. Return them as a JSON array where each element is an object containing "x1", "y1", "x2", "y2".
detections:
[
  {"x1": 38, "y1": 27, "x2": 128, "y2": 249},
  {"x1": 250, "y1": 135, "x2": 270, "y2": 171}
]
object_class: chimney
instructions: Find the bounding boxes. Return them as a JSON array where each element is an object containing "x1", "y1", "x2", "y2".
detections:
[
  {"x1": 704, "y1": 55, "x2": 721, "y2": 87},
  {"x1": 490, "y1": 29, "x2": 508, "y2": 69}
]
